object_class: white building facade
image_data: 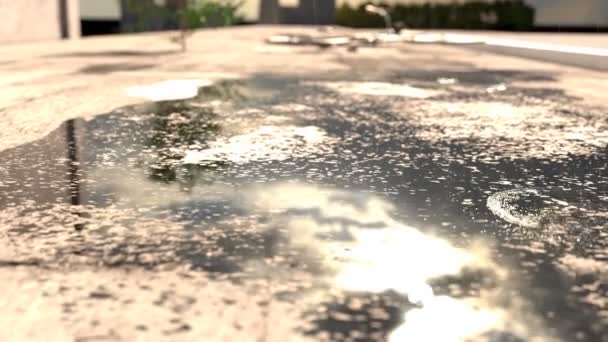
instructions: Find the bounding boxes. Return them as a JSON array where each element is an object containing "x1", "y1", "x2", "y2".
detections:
[{"x1": 0, "y1": 0, "x2": 80, "y2": 44}]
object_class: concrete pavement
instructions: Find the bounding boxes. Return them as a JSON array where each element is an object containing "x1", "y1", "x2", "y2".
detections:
[{"x1": 1, "y1": 26, "x2": 607, "y2": 341}]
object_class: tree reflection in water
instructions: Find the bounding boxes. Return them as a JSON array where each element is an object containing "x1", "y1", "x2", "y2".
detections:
[{"x1": 140, "y1": 81, "x2": 250, "y2": 190}]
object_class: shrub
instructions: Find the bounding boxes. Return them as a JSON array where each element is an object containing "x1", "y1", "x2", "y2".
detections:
[{"x1": 179, "y1": 0, "x2": 244, "y2": 29}]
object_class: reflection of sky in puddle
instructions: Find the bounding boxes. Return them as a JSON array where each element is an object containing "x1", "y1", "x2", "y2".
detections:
[
  {"x1": 310, "y1": 81, "x2": 442, "y2": 98},
  {"x1": 253, "y1": 184, "x2": 473, "y2": 293},
  {"x1": 250, "y1": 183, "x2": 548, "y2": 341},
  {"x1": 0, "y1": 182, "x2": 532, "y2": 340},
  {"x1": 183, "y1": 125, "x2": 335, "y2": 164},
  {"x1": 391, "y1": 296, "x2": 500, "y2": 341},
  {"x1": 89, "y1": 176, "x2": 543, "y2": 340}
]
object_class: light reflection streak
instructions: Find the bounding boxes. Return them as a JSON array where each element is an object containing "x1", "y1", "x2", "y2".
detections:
[
  {"x1": 408, "y1": 32, "x2": 608, "y2": 57},
  {"x1": 90, "y1": 169, "x2": 550, "y2": 340},
  {"x1": 251, "y1": 184, "x2": 517, "y2": 341},
  {"x1": 484, "y1": 37, "x2": 608, "y2": 57},
  {"x1": 390, "y1": 296, "x2": 502, "y2": 341},
  {"x1": 126, "y1": 79, "x2": 213, "y2": 101},
  {"x1": 309, "y1": 81, "x2": 442, "y2": 98}
]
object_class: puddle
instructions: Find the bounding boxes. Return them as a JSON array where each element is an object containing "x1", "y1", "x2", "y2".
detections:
[
  {"x1": 486, "y1": 83, "x2": 508, "y2": 94},
  {"x1": 437, "y1": 77, "x2": 458, "y2": 85},
  {"x1": 182, "y1": 125, "x2": 335, "y2": 164},
  {"x1": 309, "y1": 81, "x2": 442, "y2": 98},
  {"x1": 1, "y1": 73, "x2": 608, "y2": 341}
]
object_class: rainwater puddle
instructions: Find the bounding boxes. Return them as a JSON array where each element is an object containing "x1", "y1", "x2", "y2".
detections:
[
  {"x1": 309, "y1": 81, "x2": 442, "y2": 98},
  {"x1": 1, "y1": 74, "x2": 608, "y2": 341}
]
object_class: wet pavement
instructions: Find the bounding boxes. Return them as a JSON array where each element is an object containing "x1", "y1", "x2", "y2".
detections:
[{"x1": 1, "y1": 27, "x2": 608, "y2": 341}]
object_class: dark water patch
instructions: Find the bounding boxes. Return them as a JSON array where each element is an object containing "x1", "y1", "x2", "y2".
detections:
[
  {"x1": 394, "y1": 68, "x2": 557, "y2": 85},
  {"x1": 77, "y1": 63, "x2": 157, "y2": 74},
  {"x1": 46, "y1": 50, "x2": 178, "y2": 58},
  {"x1": 302, "y1": 291, "x2": 411, "y2": 341}
]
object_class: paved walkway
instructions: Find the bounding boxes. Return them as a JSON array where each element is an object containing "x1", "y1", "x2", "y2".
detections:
[
  {"x1": 445, "y1": 31, "x2": 608, "y2": 71},
  {"x1": 1, "y1": 26, "x2": 607, "y2": 342}
]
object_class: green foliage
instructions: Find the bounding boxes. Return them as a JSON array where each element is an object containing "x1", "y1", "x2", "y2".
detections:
[
  {"x1": 179, "y1": 0, "x2": 245, "y2": 29},
  {"x1": 142, "y1": 81, "x2": 247, "y2": 184},
  {"x1": 122, "y1": 0, "x2": 177, "y2": 32},
  {"x1": 121, "y1": 0, "x2": 244, "y2": 33},
  {"x1": 145, "y1": 102, "x2": 220, "y2": 183},
  {"x1": 337, "y1": 0, "x2": 535, "y2": 31},
  {"x1": 176, "y1": 0, "x2": 244, "y2": 50}
]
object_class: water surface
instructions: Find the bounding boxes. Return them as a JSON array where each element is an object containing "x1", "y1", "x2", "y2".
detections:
[{"x1": 1, "y1": 73, "x2": 607, "y2": 341}]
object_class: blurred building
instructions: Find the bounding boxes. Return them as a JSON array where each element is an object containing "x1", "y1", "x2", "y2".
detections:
[
  {"x1": 0, "y1": 0, "x2": 80, "y2": 44},
  {"x1": 336, "y1": 0, "x2": 608, "y2": 30},
  {"x1": 2, "y1": 0, "x2": 606, "y2": 43},
  {"x1": 259, "y1": 0, "x2": 336, "y2": 25},
  {"x1": 260, "y1": 0, "x2": 280, "y2": 23},
  {"x1": 119, "y1": 0, "x2": 182, "y2": 33},
  {"x1": 80, "y1": 0, "x2": 180, "y2": 35},
  {"x1": 80, "y1": 0, "x2": 121, "y2": 35},
  {"x1": 526, "y1": 0, "x2": 608, "y2": 30}
]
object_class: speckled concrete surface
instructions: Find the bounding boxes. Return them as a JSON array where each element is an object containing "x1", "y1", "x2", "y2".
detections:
[
  {"x1": 1, "y1": 26, "x2": 607, "y2": 342},
  {"x1": 1, "y1": 26, "x2": 606, "y2": 151}
]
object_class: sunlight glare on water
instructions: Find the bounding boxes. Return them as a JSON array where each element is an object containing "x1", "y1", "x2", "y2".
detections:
[
  {"x1": 310, "y1": 81, "x2": 442, "y2": 98},
  {"x1": 250, "y1": 183, "x2": 539, "y2": 341}
]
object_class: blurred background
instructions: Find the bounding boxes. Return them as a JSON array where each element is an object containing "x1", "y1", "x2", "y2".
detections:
[{"x1": 1, "y1": 0, "x2": 607, "y2": 44}]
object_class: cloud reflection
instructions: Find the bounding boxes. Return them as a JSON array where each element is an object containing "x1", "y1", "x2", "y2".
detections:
[
  {"x1": 310, "y1": 81, "x2": 442, "y2": 98},
  {"x1": 390, "y1": 296, "x2": 502, "y2": 341},
  {"x1": 250, "y1": 183, "x2": 515, "y2": 341},
  {"x1": 88, "y1": 168, "x2": 549, "y2": 340}
]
